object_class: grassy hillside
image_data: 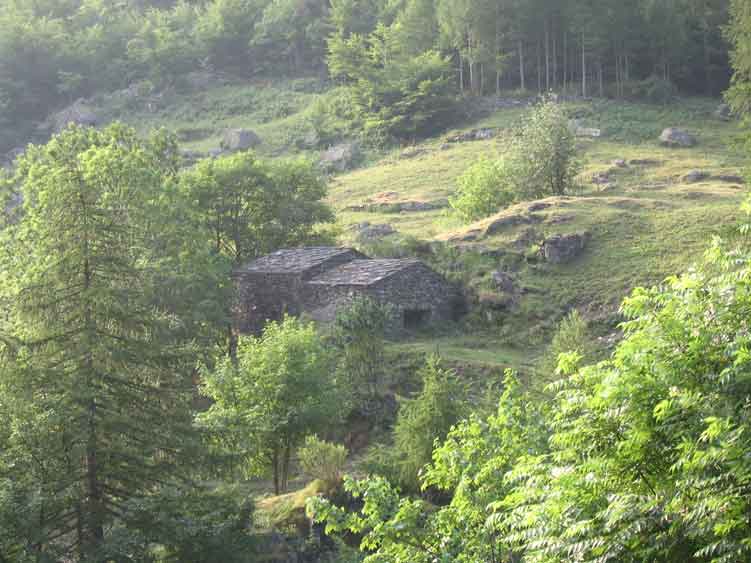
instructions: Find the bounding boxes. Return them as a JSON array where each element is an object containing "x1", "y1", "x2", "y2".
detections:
[
  {"x1": 88, "y1": 83, "x2": 746, "y2": 372},
  {"x1": 330, "y1": 98, "x2": 746, "y2": 369}
]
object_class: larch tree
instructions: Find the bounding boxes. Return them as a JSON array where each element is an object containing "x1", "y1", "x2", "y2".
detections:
[{"x1": 0, "y1": 124, "x2": 200, "y2": 559}]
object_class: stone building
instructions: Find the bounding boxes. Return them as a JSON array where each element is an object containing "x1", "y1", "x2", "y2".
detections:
[{"x1": 233, "y1": 247, "x2": 461, "y2": 335}]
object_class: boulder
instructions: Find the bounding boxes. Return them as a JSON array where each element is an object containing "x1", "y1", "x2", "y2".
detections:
[
  {"x1": 220, "y1": 128, "x2": 261, "y2": 151},
  {"x1": 715, "y1": 103, "x2": 733, "y2": 121},
  {"x1": 352, "y1": 222, "x2": 396, "y2": 241},
  {"x1": 541, "y1": 232, "x2": 590, "y2": 264},
  {"x1": 659, "y1": 128, "x2": 697, "y2": 147},
  {"x1": 207, "y1": 148, "x2": 225, "y2": 158},
  {"x1": 612, "y1": 159, "x2": 627, "y2": 168},
  {"x1": 714, "y1": 173, "x2": 745, "y2": 184},
  {"x1": 490, "y1": 271, "x2": 517, "y2": 294},
  {"x1": 592, "y1": 171, "x2": 611, "y2": 185},
  {"x1": 321, "y1": 142, "x2": 360, "y2": 173},
  {"x1": 446, "y1": 128, "x2": 497, "y2": 143},
  {"x1": 448, "y1": 229, "x2": 482, "y2": 243},
  {"x1": 683, "y1": 170, "x2": 709, "y2": 183},
  {"x1": 400, "y1": 146, "x2": 428, "y2": 159},
  {"x1": 513, "y1": 227, "x2": 541, "y2": 249},
  {"x1": 629, "y1": 158, "x2": 660, "y2": 166},
  {"x1": 52, "y1": 99, "x2": 99, "y2": 133},
  {"x1": 485, "y1": 213, "x2": 542, "y2": 236}
]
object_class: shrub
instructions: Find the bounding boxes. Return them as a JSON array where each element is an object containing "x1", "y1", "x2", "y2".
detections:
[
  {"x1": 393, "y1": 356, "x2": 468, "y2": 492},
  {"x1": 450, "y1": 156, "x2": 516, "y2": 222},
  {"x1": 451, "y1": 100, "x2": 579, "y2": 222},
  {"x1": 298, "y1": 436, "x2": 348, "y2": 488},
  {"x1": 622, "y1": 75, "x2": 677, "y2": 104},
  {"x1": 537, "y1": 309, "x2": 597, "y2": 382}
]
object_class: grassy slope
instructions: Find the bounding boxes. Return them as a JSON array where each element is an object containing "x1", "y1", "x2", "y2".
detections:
[
  {"x1": 91, "y1": 82, "x2": 745, "y2": 372},
  {"x1": 331, "y1": 98, "x2": 746, "y2": 368}
]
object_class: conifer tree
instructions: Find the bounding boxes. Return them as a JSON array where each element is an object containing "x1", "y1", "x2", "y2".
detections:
[{"x1": 0, "y1": 124, "x2": 200, "y2": 559}]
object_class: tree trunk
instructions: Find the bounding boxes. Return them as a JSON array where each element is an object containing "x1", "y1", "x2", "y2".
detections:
[
  {"x1": 581, "y1": 34, "x2": 586, "y2": 97},
  {"x1": 519, "y1": 40, "x2": 526, "y2": 91},
  {"x1": 598, "y1": 60, "x2": 604, "y2": 97},
  {"x1": 458, "y1": 50, "x2": 464, "y2": 94},
  {"x1": 563, "y1": 31, "x2": 567, "y2": 92},
  {"x1": 273, "y1": 448, "x2": 280, "y2": 495},
  {"x1": 537, "y1": 38, "x2": 542, "y2": 93},
  {"x1": 545, "y1": 19, "x2": 550, "y2": 91}
]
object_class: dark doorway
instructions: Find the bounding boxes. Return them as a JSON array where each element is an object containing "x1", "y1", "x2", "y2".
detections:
[{"x1": 403, "y1": 309, "x2": 430, "y2": 330}]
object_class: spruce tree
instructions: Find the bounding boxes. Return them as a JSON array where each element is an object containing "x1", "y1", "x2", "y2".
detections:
[{"x1": 0, "y1": 124, "x2": 199, "y2": 559}]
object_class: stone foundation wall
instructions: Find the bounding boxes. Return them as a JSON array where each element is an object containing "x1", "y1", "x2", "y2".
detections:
[{"x1": 233, "y1": 272, "x2": 305, "y2": 335}]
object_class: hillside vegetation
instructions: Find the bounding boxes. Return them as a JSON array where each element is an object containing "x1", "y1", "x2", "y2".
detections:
[{"x1": 5, "y1": 0, "x2": 751, "y2": 562}]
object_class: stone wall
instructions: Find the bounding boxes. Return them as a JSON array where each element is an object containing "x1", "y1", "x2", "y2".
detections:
[
  {"x1": 300, "y1": 263, "x2": 462, "y2": 335},
  {"x1": 234, "y1": 257, "x2": 462, "y2": 337},
  {"x1": 233, "y1": 272, "x2": 305, "y2": 335}
]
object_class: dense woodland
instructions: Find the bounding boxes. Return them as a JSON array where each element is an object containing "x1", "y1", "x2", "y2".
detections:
[
  {"x1": 0, "y1": 0, "x2": 737, "y2": 150},
  {"x1": 3, "y1": 0, "x2": 751, "y2": 562}
]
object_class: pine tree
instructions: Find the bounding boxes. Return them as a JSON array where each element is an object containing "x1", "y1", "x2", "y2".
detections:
[{"x1": 0, "y1": 124, "x2": 200, "y2": 559}]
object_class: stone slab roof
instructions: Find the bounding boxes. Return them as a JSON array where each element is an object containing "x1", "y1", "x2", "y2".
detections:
[
  {"x1": 237, "y1": 247, "x2": 356, "y2": 274},
  {"x1": 308, "y1": 259, "x2": 421, "y2": 287}
]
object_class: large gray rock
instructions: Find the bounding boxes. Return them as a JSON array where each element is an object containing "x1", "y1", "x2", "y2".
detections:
[
  {"x1": 221, "y1": 128, "x2": 261, "y2": 151},
  {"x1": 490, "y1": 270, "x2": 517, "y2": 294},
  {"x1": 321, "y1": 142, "x2": 360, "y2": 173},
  {"x1": 683, "y1": 170, "x2": 709, "y2": 183},
  {"x1": 715, "y1": 103, "x2": 733, "y2": 121},
  {"x1": 659, "y1": 128, "x2": 697, "y2": 147},
  {"x1": 52, "y1": 99, "x2": 99, "y2": 133},
  {"x1": 485, "y1": 213, "x2": 542, "y2": 236},
  {"x1": 542, "y1": 232, "x2": 590, "y2": 264},
  {"x1": 352, "y1": 222, "x2": 396, "y2": 241}
]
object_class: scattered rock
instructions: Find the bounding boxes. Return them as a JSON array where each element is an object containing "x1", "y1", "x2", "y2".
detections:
[
  {"x1": 569, "y1": 119, "x2": 601, "y2": 138},
  {"x1": 592, "y1": 171, "x2": 611, "y2": 185},
  {"x1": 439, "y1": 143, "x2": 451, "y2": 151},
  {"x1": 490, "y1": 270, "x2": 517, "y2": 293},
  {"x1": 51, "y1": 99, "x2": 99, "y2": 133},
  {"x1": 527, "y1": 202, "x2": 551, "y2": 212},
  {"x1": 485, "y1": 213, "x2": 542, "y2": 236},
  {"x1": 400, "y1": 146, "x2": 428, "y2": 159},
  {"x1": 715, "y1": 103, "x2": 733, "y2": 122},
  {"x1": 612, "y1": 159, "x2": 627, "y2": 168},
  {"x1": 541, "y1": 232, "x2": 590, "y2": 264},
  {"x1": 629, "y1": 158, "x2": 660, "y2": 166},
  {"x1": 321, "y1": 142, "x2": 360, "y2": 173},
  {"x1": 659, "y1": 127, "x2": 697, "y2": 147},
  {"x1": 547, "y1": 213, "x2": 576, "y2": 224},
  {"x1": 344, "y1": 198, "x2": 449, "y2": 214},
  {"x1": 352, "y1": 222, "x2": 396, "y2": 241},
  {"x1": 683, "y1": 170, "x2": 709, "y2": 183},
  {"x1": 446, "y1": 128, "x2": 497, "y2": 143},
  {"x1": 513, "y1": 227, "x2": 541, "y2": 249},
  {"x1": 221, "y1": 128, "x2": 261, "y2": 151},
  {"x1": 714, "y1": 173, "x2": 745, "y2": 184},
  {"x1": 448, "y1": 229, "x2": 483, "y2": 243}
]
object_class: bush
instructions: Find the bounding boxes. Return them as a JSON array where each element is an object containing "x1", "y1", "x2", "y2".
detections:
[
  {"x1": 450, "y1": 156, "x2": 516, "y2": 222},
  {"x1": 451, "y1": 100, "x2": 579, "y2": 222},
  {"x1": 298, "y1": 436, "x2": 348, "y2": 488},
  {"x1": 537, "y1": 309, "x2": 597, "y2": 382},
  {"x1": 393, "y1": 356, "x2": 468, "y2": 492},
  {"x1": 622, "y1": 75, "x2": 677, "y2": 104}
]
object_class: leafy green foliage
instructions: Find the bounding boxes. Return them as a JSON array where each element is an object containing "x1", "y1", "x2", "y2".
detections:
[
  {"x1": 450, "y1": 155, "x2": 516, "y2": 222},
  {"x1": 328, "y1": 26, "x2": 456, "y2": 141},
  {"x1": 198, "y1": 316, "x2": 342, "y2": 494},
  {"x1": 298, "y1": 436, "x2": 348, "y2": 488},
  {"x1": 393, "y1": 356, "x2": 469, "y2": 492},
  {"x1": 0, "y1": 123, "x2": 202, "y2": 558},
  {"x1": 452, "y1": 100, "x2": 580, "y2": 221},
  {"x1": 537, "y1": 309, "x2": 597, "y2": 381},
  {"x1": 330, "y1": 296, "x2": 393, "y2": 403},
  {"x1": 315, "y1": 232, "x2": 751, "y2": 562},
  {"x1": 180, "y1": 151, "x2": 332, "y2": 266}
]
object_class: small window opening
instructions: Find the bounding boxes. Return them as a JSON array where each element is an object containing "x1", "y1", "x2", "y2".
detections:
[{"x1": 403, "y1": 309, "x2": 430, "y2": 330}]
